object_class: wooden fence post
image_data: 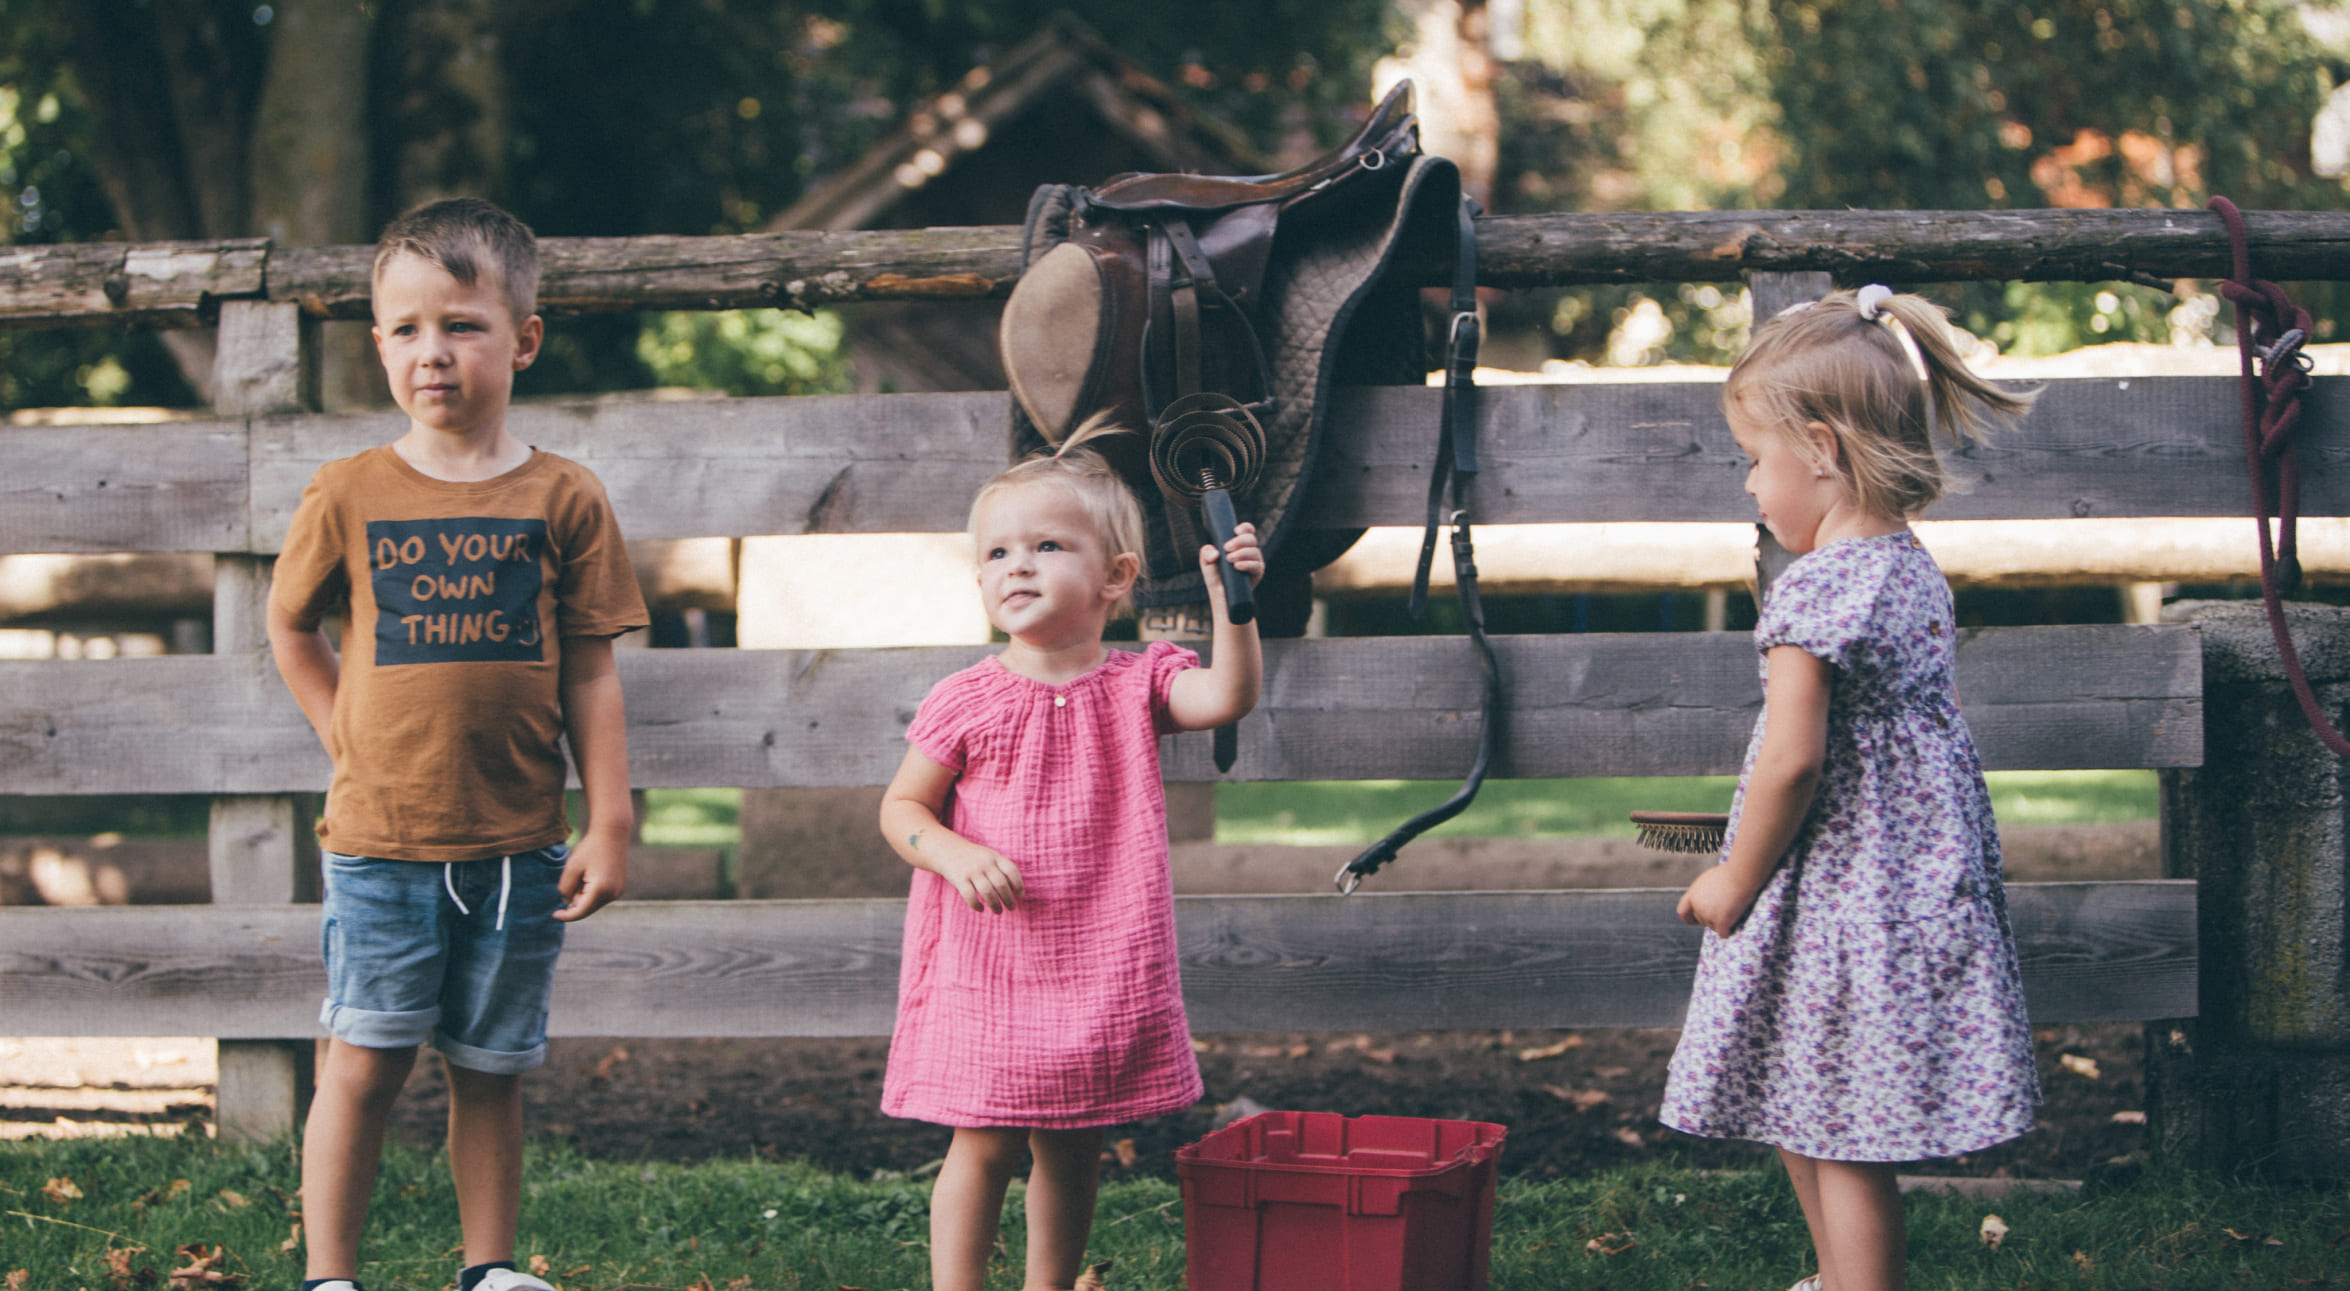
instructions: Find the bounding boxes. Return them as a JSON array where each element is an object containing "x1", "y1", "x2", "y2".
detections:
[
  {"x1": 2152, "y1": 599, "x2": 2350, "y2": 1178},
  {"x1": 210, "y1": 298, "x2": 321, "y2": 1141}
]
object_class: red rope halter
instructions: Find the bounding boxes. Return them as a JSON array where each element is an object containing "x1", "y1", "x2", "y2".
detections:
[{"x1": 2209, "y1": 195, "x2": 2348, "y2": 756}]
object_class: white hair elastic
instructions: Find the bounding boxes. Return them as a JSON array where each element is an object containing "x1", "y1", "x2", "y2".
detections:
[{"x1": 1855, "y1": 284, "x2": 1895, "y2": 320}]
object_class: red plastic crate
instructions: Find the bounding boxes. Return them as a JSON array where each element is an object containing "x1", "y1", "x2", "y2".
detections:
[{"x1": 1174, "y1": 1111, "x2": 1508, "y2": 1291}]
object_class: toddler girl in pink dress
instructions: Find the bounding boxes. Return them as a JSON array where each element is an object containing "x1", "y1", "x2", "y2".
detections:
[{"x1": 878, "y1": 414, "x2": 1264, "y2": 1291}]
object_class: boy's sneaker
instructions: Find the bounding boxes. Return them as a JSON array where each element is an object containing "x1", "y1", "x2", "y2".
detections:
[
  {"x1": 473, "y1": 1270, "x2": 558, "y2": 1291},
  {"x1": 303, "y1": 1282, "x2": 361, "y2": 1291}
]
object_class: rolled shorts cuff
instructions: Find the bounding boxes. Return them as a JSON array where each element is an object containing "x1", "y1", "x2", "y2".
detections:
[
  {"x1": 320, "y1": 1000, "x2": 437, "y2": 1050},
  {"x1": 436, "y1": 1034, "x2": 547, "y2": 1075}
]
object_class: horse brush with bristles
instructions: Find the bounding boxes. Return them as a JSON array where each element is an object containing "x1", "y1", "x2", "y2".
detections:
[{"x1": 1629, "y1": 811, "x2": 1730, "y2": 855}]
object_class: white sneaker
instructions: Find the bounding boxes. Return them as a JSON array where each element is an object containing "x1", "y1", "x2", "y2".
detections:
[
  {"x1": 308, "y1": 1283, "x2": 361, "y2": 1291},
  {"x1": 476, "y1": 1271, "x2": 558, "y2": 1291}
]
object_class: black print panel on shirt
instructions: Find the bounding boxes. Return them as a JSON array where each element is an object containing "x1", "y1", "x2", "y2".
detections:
[{"x1": 367, "y1": 517, "x2": 548, "y2": 664}]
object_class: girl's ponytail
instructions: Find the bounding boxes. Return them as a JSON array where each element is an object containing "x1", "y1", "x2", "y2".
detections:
[
  {"x1": 1729, "y1": 287, "x2": 2034, "y2": 518},
  {"x1": 1873, "y1": 292, "x2": 2035, "y2": 451}
]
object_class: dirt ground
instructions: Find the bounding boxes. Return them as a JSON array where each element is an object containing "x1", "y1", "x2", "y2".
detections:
[{"x1": 375, "y1": 1022, "x2": 2149, "y2": 1184}]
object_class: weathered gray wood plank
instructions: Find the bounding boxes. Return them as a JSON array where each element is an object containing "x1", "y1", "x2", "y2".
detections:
[
  {"x1": 0, "y1": 882, "x2": 2196, "y2": 1036},
  {"x1": 0, "y1": 420, "x2": 250, "y2": 554},
  {"x1": 11, "y1": 379, "x2": 2345, "y2": 555},
  {"x1": 0, "y1": 626, "x2": 2200, "y2": 794},
  {"x1": 6, "y1": 211, "x2": 2343, "y2": 328}
]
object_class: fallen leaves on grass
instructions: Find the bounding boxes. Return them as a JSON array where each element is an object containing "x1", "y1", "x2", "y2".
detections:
[
  {"x1": 529, "y1": 1255, "x2": 551, "y2": 1276},
  {"x1": 1539, "y1": 1084, "x2": 1612, "y2": 1111},
  {"x1": 103, "y1": 1245, "x2": 155, "y2": 1290},
  {"x1": 589, "y1": 1045, "x2": 631, "y2": 1080},
  {"x1": 1612, "y1": 1127, "x2": 1648, "y2": 1149},
  {"x1": 279, "y1": 1223, "x2": 301, "y2": 1255},
  {"x1": 167, "y1": 1244, "x2": 242, "y2": 1287},
  {"x1": 1517, "y1": 1035, "x2": 1584, "y2": 1062},
  {"x1": 2111, "y1": 1110, "x2": 2147, "y2": 1125},
  {"x1": 2224, "y1": 1227, "x2": 2286, "y2": 1248},
  {"x1": 1113, "y1": 1138, "x2": 1140, "y2": 1169},
  {"x1": 1585, "y1": 1232, "x2": 1638, "y2": 1256},
  {"x1": 2059, "y1": 1053, "x2": 2102, "y2": 1080},
  {"x1": 1980, "y1": 1214, "x2": 2009, "y2": 1251},
  {"x1": 213, "y1": 1190, "x2": 248, "y2": 1211},
  {"x1": 2072, "y1": 1250, "x2": 2094, "y2": 1274},
  {"x1": 136, "y1": 1180, "x2": 191, "y2": 1208},
  {"x1": 44, "y1": 1176, "x2": 83, "y2": 1204},
  {"x1": 1074, "y1": 1260, "x2": 1113, "y2": 1289},
  {"x1": 4, "y1": 1272, "x2": 25, "y2": 1290}
]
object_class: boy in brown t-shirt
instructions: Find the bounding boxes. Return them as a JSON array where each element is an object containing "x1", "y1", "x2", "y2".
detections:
[{"x1": 268, "y1": 198, "x2": 646, "y2": 1291}]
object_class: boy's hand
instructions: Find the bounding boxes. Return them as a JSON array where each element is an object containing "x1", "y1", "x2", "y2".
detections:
[
  {"x1": 1199, "y1": 520, "x2": 1265, "y2": 587},
  {"x1": 933, "y1": 839, "x2": 1024, "y2": 914},
  {"x1": 554, "y1": 831, "x2": 628, "y2": 922},
  {"x1": 1676, "y1": 865, "x2": 1760, "y2": 939}
]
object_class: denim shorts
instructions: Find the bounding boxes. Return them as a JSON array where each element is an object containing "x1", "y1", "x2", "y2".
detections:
[{"x1": 318, "y1": 844, "x2": 570, "y2": 1074}]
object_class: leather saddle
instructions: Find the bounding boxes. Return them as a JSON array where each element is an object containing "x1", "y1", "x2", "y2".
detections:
[
  {"x1": 1003, "y1": 80, "x2": 1453, "y2": 618},
  {"x1": 1000, "y1": 81, "x2": 1498, "y2": 890}
]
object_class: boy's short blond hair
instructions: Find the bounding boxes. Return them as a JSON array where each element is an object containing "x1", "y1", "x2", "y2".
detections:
[
  {"x1": 969, "y1": 413, "x2": 1148, "y2": 616},
  {"x1": 372, "y1": 197, "x2": 541, "y2": 326}
]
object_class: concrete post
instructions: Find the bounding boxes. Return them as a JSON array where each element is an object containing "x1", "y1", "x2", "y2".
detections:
[{"x1": 2152, "y1": 598, "x2": 2350, "y2": 1177}]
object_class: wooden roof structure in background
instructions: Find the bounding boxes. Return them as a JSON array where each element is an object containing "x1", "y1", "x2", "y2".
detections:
[{"x1": 771, "y1": 14, "x2": 1260, "y2": 234}]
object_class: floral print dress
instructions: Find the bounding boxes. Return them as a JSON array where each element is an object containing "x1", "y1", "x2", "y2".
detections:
[{"x1": 1660, "y1": 532, "x2": 2041, "y2": 1161}]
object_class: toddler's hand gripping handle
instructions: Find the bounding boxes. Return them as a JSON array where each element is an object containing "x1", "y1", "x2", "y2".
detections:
[{"x1": 1201, "y1": 485, "x2": 1255, "y2": 626}]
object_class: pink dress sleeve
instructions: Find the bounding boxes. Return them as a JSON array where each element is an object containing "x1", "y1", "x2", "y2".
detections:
[
  {"x1": 1145, "y1": 639, "x2": 1202, "y2": 735},
  {"x1": 906, "y1": 674, "x2": 974, "y2": 772}
]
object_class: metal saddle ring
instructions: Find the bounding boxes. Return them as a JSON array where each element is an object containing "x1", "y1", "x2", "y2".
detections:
[{"x1": 1147, "y1": 392, "x2": 1268, "y2": 502}]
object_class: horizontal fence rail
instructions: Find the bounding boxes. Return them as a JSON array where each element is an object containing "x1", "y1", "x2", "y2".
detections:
[
  {"x1": 4, "y1": 379, "x2": 2343, "y2": 555},
  {"x1": 0, "y1": 882, "x2": 2196, "y2": 1036},
  {"x1": 4, "y1": 210, "x2": 2346, "y2": 330},
  {"x1": 0, "y1": 626, "x2": 2200, "y2": 795}
]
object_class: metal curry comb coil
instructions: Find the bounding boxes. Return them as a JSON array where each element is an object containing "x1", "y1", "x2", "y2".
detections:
[
  {"x1": 1628, "y1": 811, "x2": 1730, "y2": 855},
  {"x1": 1147, "y1": 391, "x2": 1266, "y2": 625}
]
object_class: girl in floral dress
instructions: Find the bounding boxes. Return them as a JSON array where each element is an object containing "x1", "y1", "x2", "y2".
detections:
[
  {"x1": 1661, "y1": 286, "x2": 2042, "y2": 1291},
  {"x1": 877, "y1": 415, "x2": 1263, "y2": 1291}
]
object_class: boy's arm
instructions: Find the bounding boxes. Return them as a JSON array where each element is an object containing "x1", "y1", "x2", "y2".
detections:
[
  {"x1": 556, "y1": 634, "x2": 632, "y2": 922},
  {"x1": 1164, "y1": 522, "x2": 1265, "y2": 731},
  {"x1": 266, "y1": 595, "x2": 340, "y2": 752},
  {"x1": 879, "y1": 745, "x2": 1023, "y2": 913},
  {"x1": 1676, "y1": 645, "x2": 1831, "y2": 937}
]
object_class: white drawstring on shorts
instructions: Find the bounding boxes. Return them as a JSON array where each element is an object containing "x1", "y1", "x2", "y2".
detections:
[{"x1": 442, "y1": 856, "x2": 516, "y2": 931}]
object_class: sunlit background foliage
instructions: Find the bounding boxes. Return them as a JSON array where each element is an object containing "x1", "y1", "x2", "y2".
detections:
[{"x1": 1, "y1": 0, "x2": 2346, "y2": 409}]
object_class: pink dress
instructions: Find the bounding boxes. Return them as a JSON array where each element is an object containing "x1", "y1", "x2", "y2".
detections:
[{"x1": 881, "y1": 640, "x2": 1206, "y2": 1128}]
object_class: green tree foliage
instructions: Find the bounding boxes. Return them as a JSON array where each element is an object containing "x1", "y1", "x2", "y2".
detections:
[
  {"x1": 636, "y1": 307, "x2": 848, "y2": 396},
  {"x1": 1502, "y1": 0, "x2": 2348, "y2": 364},
  {"x1": 1, "y1": 2, "x2": 1398, "y2": 410},
  {"x1": 0, "y1": 1, "x2": 190, "y2": 408}
]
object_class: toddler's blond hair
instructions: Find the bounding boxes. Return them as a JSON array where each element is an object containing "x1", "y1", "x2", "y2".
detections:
[
  {"x1": 969, "y1": 413, "x2": 1148, "y2": 617},
  {"x1": 1727, "y1": 288, "x2": 2034, "y2": 519}
]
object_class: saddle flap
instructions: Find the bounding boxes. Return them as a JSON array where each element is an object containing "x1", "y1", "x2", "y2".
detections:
[{"x1": 1001, "y1": 241, "x2": 1110, "y2": 441}]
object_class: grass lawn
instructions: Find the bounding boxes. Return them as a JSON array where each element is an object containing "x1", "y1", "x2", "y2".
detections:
[
  {"x1": 1212, "y1": 770, "x2": 2159, "y2": 845},
  {"x1": 2, "y1": 1137, "x2": 2342, "y2": 1289}
]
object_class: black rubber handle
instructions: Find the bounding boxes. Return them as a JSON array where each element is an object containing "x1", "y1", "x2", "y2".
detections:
[{"x1": 1201, "y1": 486, "x2": 1255, "y2": 626}]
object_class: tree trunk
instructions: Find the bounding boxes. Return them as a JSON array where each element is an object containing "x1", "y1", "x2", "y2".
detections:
[{"x1": 249, "y1": 0, "x2": 380, "y2": 409}]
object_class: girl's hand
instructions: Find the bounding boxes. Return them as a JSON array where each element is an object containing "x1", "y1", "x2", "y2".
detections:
[
  {"x1": 936, "y1": 840, "x2": 1024, "y2": 914},
  {"x1": 1677, "y1": 865, "x2": 1762, "y2": 939},
  {"x1": 1201, "y1": 521, "x2": 1265, "y2": 586}
]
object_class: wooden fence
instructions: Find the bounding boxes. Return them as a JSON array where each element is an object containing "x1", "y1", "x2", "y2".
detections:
[{"x1": 10, "y1": 207, "x2": 2334, "y2": 1137}]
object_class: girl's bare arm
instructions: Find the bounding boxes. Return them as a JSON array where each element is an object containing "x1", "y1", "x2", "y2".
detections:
[
  {"x1": 1678, "y1": 645, "x2": 1832, "y2": 936},
  {"x1": 880, "y1": 746, "x2": 1024, "y2": 913},
  {"x1": 1166, "y1": 522, "x2": 1266, "y2": 731}
]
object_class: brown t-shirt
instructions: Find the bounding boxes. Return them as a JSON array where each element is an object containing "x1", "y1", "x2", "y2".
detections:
[{"x1": 272, "y1": 446, "x2": 648, "y2": 861}]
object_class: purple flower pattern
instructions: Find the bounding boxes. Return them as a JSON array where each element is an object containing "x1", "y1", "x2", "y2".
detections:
[{"x1": 1660, "y1": 532, "x2": 2041, "y2": 1161}]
